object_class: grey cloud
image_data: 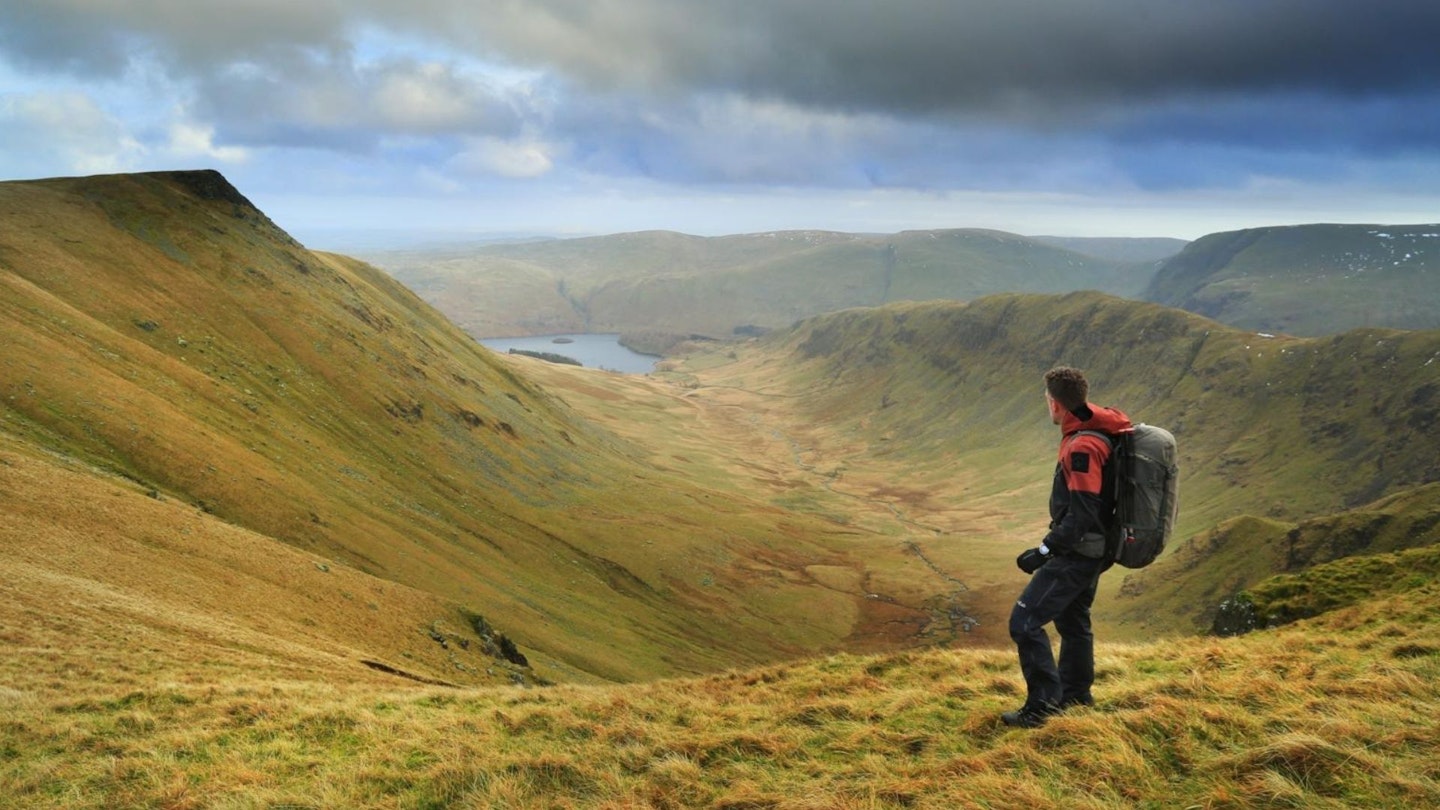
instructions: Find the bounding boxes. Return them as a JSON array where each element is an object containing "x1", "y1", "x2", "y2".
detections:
[
  {"x1": 0, "y1": 0, "x2": 347, "y2": 76},
  {"x1": 413, "y1": 0, "x2": 1440, "y2": 117},
  {"x1": 193, "y1": 56, "x2": 528, "y2": 149},
  {"x1": 1113, "y1": 93, "x2": 1440, "y2": 155},
  {"x1": 4, "y1": 0, "x2": 1438, "y2": 196},
  {"x1": 0, "y1": 3, "x2": 128, "y2": 76},
  {"x1": 13, "y1": 1, "x2": 1440, "y2": 117},
  {"x1": 1, "y1": 1, "x2": 530, "y2": 151}
]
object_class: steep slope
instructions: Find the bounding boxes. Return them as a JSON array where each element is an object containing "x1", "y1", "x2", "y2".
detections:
[
  {"x1": 1144, "y1": 223, "x2": 1440, "y2": 335},
  {"x1": 0, "y1": 435, "x2": 540, "y2": 691},
  {"x1": 365, "y1": 229, "x2": 1155, "y2": 339},
  {"x1": 0, "y1": 171, "x2": 915, "y2": 683},
  {"x1": 8, "y1": 172, "x2": 1435, "y2": 690}
]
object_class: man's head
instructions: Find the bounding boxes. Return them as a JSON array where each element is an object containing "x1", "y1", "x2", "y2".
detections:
[{"x1": 1044, "y1": 366, "x2": 1089, "y2": 424}]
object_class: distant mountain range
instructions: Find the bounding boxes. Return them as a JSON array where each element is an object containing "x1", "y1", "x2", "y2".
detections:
[
  {"x1": 362, "y1": 229, "x2": 1169, "y2": 341},
  {"x1": 366, "y1": 221, "x2": 1440, "y2": 341}
]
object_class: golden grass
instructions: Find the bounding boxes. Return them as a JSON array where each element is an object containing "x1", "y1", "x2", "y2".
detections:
[
  {"x1": 0, "y1": 435, "x2": 541, "y2": 694},
  {"x1": 4, "y1": 585, "x2": 1438, "y2": 808},
  {"x1": 506, "y1": 352, "x2": 1033, "y2": 651}
]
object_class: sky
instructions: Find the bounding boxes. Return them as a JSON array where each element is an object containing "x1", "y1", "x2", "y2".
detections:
[{"x1": 2, "y1": 1, "x2": 1439, "y2": 249}]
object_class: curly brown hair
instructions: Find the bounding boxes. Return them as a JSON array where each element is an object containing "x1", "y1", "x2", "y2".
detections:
[{"x1": 1044, "y1": 366, "x2": 1089, "y2": 410}]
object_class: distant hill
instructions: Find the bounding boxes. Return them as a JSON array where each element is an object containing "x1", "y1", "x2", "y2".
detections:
[
  {"x1": 373, "y1": 222, "x2": 1440, "y2": 342},
  {"x1": 1144, "y1": 223, "x2": 1440, "y2": 335},
  {"x1": 715, "y1": 292, "x2": 1440, "y2": 529},
  {"x1": 362, "y1": 229, "x2": 1163, "y2": 339}
]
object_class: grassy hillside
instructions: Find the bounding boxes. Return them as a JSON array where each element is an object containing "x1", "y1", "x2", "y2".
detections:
[
  {"x1": 699, "y1": 293, "x2": 1439, "y2": 524},
  {"x1": 371, "y1": 220, "x2": 1440, "y2": 345},
  {"x1": 0, "y1": 435, "x2": 538, "y2": 692},
  {"x1": 1145, "y1": 223, "x2": 1440, "y2": 335},
  {"x1": 0, "y1": 171, "x2": 955, "y2": 685},
  {"x1": 365, "y1": 229, "x2": 1157, "y2": 339},
  {"x1": 6, "y1": 575, "x2": 1439, "y2": 808}
]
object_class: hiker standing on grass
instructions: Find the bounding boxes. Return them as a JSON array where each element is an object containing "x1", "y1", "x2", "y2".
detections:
[{"x1": 1003, "y1": 366, "x2": 1133, "y2": 729}]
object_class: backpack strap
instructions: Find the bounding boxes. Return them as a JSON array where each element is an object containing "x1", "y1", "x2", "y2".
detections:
[{"x1": 1076, "y1": 430, "x2": 1123, "y2": 564}]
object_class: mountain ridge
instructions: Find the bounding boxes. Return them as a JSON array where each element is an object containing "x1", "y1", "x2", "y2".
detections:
[{"x1": 368, "y1": 220, "x2": 1440, "y2": 342}]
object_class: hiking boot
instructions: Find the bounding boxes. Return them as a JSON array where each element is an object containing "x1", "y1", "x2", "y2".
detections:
[
  {"x1": 1000, "y1": 702, "x2": 1059, "y2": 729},
  {"x1": 1060, "y1": 694, "x2": 1094, "y2": 710}
]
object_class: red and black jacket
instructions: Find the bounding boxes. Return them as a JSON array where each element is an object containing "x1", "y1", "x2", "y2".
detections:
[{"x1": 1044, "y1": 403, "x2": 1133, "y2": 555}]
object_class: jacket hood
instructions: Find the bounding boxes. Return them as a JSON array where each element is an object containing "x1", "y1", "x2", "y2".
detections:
[{"x1": 1061, "y1": 403, "x2": 1133, "y2": 436}]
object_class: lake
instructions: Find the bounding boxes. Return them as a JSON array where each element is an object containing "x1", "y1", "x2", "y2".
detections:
[{"x1": 478, "y1": 333, "x2": 659, "y2": 374}]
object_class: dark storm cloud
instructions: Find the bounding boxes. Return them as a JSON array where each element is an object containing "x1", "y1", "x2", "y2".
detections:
[
  {"x1": 424, "y1": 0, "x2": 1440, "y2": 190},
  {"x1": 422, "y1": 0, "x2": 1440, "y2": 116},
  {"x1": 11, "y1": 1, "x2": 1438, "y2": 118},
  {"x1": 0, "y1": 0, "x2": 347, "y2": 76},
  {"x1": 3, "y1": 0, "x2": 1438, "y2": 198}
]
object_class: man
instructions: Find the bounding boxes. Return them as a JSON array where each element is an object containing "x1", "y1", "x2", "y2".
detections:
[{"x1": 1003, "y1": 366, "x2": 1133, "y2": 728}]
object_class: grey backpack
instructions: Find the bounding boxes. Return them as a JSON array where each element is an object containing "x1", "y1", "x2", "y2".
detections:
[{"x1": 1082, "y1": 424, "x2": 1180, "y2": 568}]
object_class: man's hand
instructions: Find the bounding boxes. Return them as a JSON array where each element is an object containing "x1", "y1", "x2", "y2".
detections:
[{"x1": 1016, "y1": 546, "x2": 1051, "y2": 574}]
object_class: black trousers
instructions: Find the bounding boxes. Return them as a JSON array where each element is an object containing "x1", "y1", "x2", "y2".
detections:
[{"x1": 1008, "y1": 553, "x2": 1106, "y2": 708}]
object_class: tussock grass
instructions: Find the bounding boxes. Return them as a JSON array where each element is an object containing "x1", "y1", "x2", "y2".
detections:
[{"x1": 5, "y1": 586, "x2": 1439, "y2": 808}]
